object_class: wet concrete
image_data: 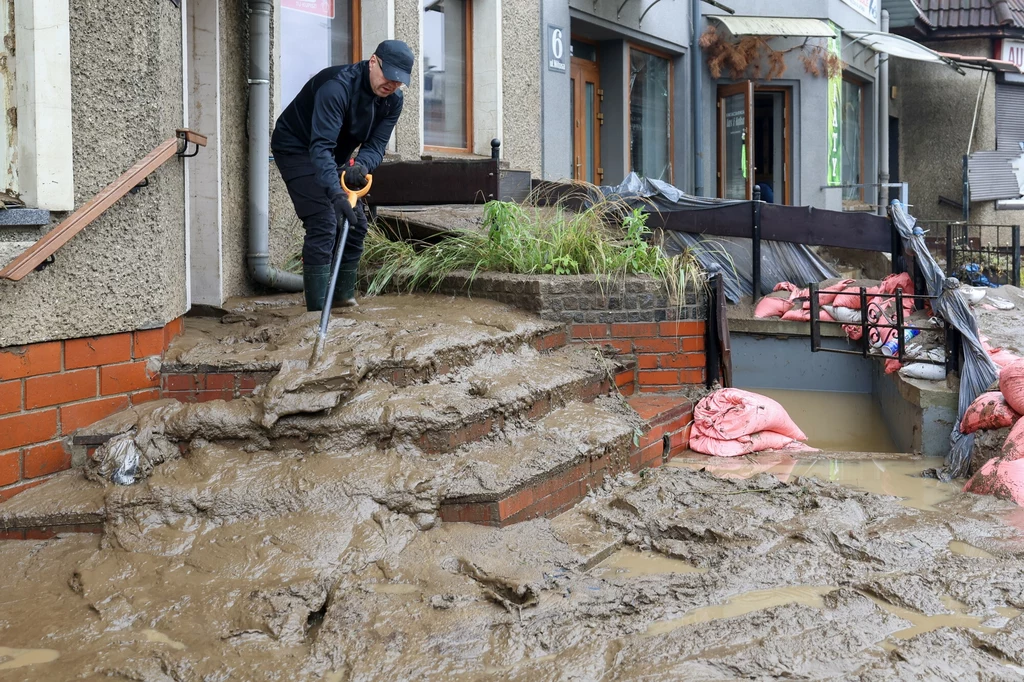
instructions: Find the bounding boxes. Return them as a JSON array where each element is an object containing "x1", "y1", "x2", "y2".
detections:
[{"x1": 2, "y1": 294, "x2": 1024, "y2": 680}]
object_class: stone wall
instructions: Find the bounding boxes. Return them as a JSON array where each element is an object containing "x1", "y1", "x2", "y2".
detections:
[{"x1": 429, "y1": 271, "x2": 708, "y2": 390}]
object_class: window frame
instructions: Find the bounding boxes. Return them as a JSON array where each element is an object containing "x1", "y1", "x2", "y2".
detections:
[
  {"x1": 627, "y1": 43, "x2": 674, "y2": 185},
  {"x1": 423, "y1": 0, "x2": 474, "y2": 154},
  {"x1": 841, "y1": 73, "x2": 866, "y2": 206}
]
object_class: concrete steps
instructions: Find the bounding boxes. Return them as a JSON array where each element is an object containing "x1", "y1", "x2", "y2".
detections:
[
  {"x1": 0, "y1": 472, "x2": 105, "y2": 538},
  {"x1": 0, "y1": 294, "x2": 699, "y2": 535}
]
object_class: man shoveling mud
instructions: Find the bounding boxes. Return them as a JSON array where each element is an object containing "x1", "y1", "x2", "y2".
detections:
[{"x1": 272, "y1": 40, "x2": 413, "y2": 312}]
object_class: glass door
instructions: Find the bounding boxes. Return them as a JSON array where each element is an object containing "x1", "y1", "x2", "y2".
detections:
[
  {"x1": 717, "y1": 82, "x2": 754, "y2": 200},
  {"x1": 570, "y1": 57, "x2": 602, "y2": 184}
]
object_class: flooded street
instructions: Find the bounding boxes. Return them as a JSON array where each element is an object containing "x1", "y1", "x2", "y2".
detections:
[{"x1": 1, "y1": 300, "x2": 1023, "y2": 680}]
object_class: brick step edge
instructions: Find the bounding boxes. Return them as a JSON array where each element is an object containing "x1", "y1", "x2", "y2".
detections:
[
  {"x1": 1, "y1": 522, "x2": 103, "y2": 540},
  {"x1": 160, "y1": 327, "x2": 573, "y2": 403},
  {"x1": 440, "y1": 397, "x2": 694, "y2": 527}
]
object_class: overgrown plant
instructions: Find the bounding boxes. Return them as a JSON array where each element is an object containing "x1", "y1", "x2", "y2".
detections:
[{"x1": 357, "y1": 196, "x2": 706, "y2": 301}]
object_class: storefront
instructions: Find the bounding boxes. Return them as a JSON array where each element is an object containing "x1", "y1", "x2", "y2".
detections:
[
  {"x1": 538, "y1": 0, "x2": 689, "y2": 186},
  {"x1": 697, "y1": 1, "x2": 881, "y2": 210}
]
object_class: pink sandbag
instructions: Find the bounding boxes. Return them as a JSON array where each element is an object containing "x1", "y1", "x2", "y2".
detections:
[
  {"x1": 833, "y1": 285, "x2": 881, "y2": 310},
  {"x1": 999, "y1": 359, "x2": 1024, "y2": 414},
  {"x1": 982, "y1": 340, "x2": 1020, "y2": 369},
  {"x1": 693, "y1": 388, "x2": 807, "y2": 442},
  {"x1": 754, "y1": 293, "x2": 793, "y2": 319},
  {"x1": 689, "y1": 430, "x2": 815, "y2": 458},
  {"x1": 780, "y1": 306, "x2": 835, "y2": 323},
  {"x1": 1002, "y1": 418, "x2": 1024, "y2": 462},
  {"x1": 815, "y1": 279, "x2": 856, "y2": 307},
  {"x1": 960, "y1": 392, "x2": 1021, "y2": 434},
  {"x1": 963, "y1": 456, "x2": 1024, "y2": 506}
]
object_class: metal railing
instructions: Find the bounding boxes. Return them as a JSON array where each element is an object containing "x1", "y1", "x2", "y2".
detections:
[
  {"x1": 807, "y1": 283, "x2": 958, "y2": 376},
  {"x1": 944, "y1": 223, "x2": 1021, "y2": 287}
]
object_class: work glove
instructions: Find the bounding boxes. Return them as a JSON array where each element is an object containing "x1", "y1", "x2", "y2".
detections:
[
  {"x1": 332, "y1": 194, "x2": 359, "y2": 228},
  {"x1": 341, "y1": 161, "x2": 368, "y2": 190}
]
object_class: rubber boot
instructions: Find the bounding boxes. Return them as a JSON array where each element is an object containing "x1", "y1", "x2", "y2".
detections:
[
  {"x1": 303, "y1": 264, "x2": 332, "y2": 312},
  {"x1": 333, "y1": 261, "x2": 360, "y2": 308}
]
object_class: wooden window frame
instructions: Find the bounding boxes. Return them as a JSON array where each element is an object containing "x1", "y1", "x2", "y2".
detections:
[
  {"x1": 627, "y1": 43, "x2": 674, "y2": 185},
  {"x1": 841, "y1": 73, "x2": 866, "y2": 205},
  {"x1": 351, "y1": 1, "x2": 362, "y2": 63},
  {"x1": 423, "y1": 0, "x2": 474, "y2": 154}
]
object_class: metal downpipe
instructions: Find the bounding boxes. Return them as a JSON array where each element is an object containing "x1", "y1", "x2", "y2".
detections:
[
  {"x1": 691, "y1": 0, "x2": 704, "y2": 196},
  {"x1": 878, "y1": 9, "x2": 890, "y2": 216},
  {"x1": 247, "y1": 0, "x2": 303, "y2": 291}
]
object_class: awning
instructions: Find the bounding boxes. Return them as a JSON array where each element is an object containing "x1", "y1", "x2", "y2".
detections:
[
  {"x1": 709, "y1": 16, "x2": 836, "y2": 38},
  {"x1": 845, "y1": 31, "x2": 953, "y2": 64}
]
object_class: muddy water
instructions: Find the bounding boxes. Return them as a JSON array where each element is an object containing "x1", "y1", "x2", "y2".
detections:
[
  {"x1": 0, "y1": 648, "x2": 59, "y2": 671},
  {"x1": 645, "y1": 586, "x2": 835, "y2": 636},
  {"x1": 669, "y1": 455, "x2": 959, "y2": 511},
  {"x1": 592, "y1": 547, "x2": 706, "y2": 578},
  {"x1": 746, "y1": 387, "x2": 900, "y2": 453}
]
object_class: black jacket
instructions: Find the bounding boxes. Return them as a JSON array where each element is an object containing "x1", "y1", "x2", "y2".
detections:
[{"x1": 271, "y1": 62, "x2": 402, "y2": 199}]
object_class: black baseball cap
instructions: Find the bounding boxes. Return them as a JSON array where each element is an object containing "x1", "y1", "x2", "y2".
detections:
[{"x1": 374, "y1": 40, "x2": 414, "y2": 86}]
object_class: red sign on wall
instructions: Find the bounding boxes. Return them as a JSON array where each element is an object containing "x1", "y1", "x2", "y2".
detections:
[{"x1": 282, "y1": 0, "x2": 334, "y2": 19}]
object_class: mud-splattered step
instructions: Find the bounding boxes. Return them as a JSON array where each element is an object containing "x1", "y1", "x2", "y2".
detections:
[
  {"x1": 0, "y1": 472, "x2": 105, "y2": 538},
  {"x1": 161, "y1": 295, "x2": 570, "y2": 402},
  {"x1": 440, "y1": 400, "x2": 637, "y2": 526}
]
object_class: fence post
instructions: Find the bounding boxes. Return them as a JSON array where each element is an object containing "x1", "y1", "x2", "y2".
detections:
[
  {"x1": 705, "y1": 274, "x2": 721, "y2": 389},
  {"x1": 809, "y1": 282, "x2": 821, "y2": 353},
  {"x1": 1013, "y1": 225, "x2": 1021, "y2": 287},
  {"x1": 945, "y1": 223, "x2": 954, "y2": 278},
  {"x1": 889, "y1": 209, "x2": 902, "y2": 275},
  {"x1": 752, "y1": 185, "x2": 762, "y2": 300}
]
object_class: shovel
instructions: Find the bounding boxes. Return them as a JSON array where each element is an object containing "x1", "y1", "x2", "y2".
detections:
[{"x1": 310, "y1": 169, "x2": 373, "y2": 366}]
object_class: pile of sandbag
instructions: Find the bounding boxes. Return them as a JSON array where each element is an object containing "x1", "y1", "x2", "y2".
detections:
[
  {"x1": 689, "y1": 388, "x2": 815, "y2": 457},
  {"x1": 963, "y1": 358, "x2": 1024, "y2": 505},
  {"x1": 754, "y1": 273, "x2": 952, "y2": 379}
]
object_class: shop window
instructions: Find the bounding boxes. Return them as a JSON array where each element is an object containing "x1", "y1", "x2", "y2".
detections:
[
  {"x1": 629, "y1": 47, "x2": 672, "y2": 182},
  {"x1": 280, "y1": 0, "x2": 360, "y2": 108},
  {"x1": 424, "y1": 0, "x2": 472, "y2": 151},
  {"x1": 841, "y1": 76, "x2": 864, "y2": 206}
]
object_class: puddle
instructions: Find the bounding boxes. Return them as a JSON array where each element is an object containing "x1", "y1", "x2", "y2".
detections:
[
  {"x1": 746, "y1": 388, "x2": 900, "y2": 453},
  {"x1": 869, "y1": 595, "x2": 1021, "y2": 640},
  {"x1": 0, "y1": 647, "x2": 60, "y2": 670},
  {"x1": 643, "y1": 585, "x2": 1022, "y2": 646},
  {"x1": 141, "y1": 629, "x2": 186, "y2": 650},
  {"x1": 645, "y1": 586, "x2": 835, "y2": 636},
  {"x1": 948, "y1": 540, "x2": 996, "y2": 559},
  {"x1": 669, "y1": 456, "x2": 960, "y2": 512},
  {"x1": 592, "y1": 548, "x2": 706, "y2": 578},
  {"x1": 370, "y1": 583, "x2": 421, "y2": 595}
]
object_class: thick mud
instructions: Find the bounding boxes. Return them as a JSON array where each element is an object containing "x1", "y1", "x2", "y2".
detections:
[
  {"x1": 3, "y1": 294, "x2": 1024, "y2": 680},
  {"x1": 3, "y1": 462, "x2": 1024, "y2": 680}
]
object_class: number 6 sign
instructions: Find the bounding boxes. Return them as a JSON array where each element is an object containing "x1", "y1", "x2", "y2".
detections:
[{"x1": 548, "y1": 25, "x2": 567, "y2": 73}]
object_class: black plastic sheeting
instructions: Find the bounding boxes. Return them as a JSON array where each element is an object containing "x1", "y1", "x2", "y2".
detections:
[
  {"x1": 891, "y1": 201, "x2": 999, "y2": 480},
  {"x1": 596, "y1": 173, "x2": 838, "y2": 302},
  {"x1": 663, "y1": 233, "x2": 838, "y2": 303}
]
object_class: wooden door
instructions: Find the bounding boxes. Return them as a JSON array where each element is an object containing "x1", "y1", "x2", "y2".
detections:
[
  {"x1": 717, "y1": 81, "x2": 754, "y2": 200},
  {"x1": 571, "y1": 57, "x2": 602, "y2": 184}
]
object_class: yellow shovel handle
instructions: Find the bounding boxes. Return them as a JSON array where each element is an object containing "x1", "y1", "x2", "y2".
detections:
[{"x1": 340, "y1": 172, "x2": 373, "y2": 208}]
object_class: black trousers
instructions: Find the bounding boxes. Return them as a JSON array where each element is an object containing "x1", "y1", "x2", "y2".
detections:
[{"x1": 274, "y1": 153, "x2": 369, "y2": 267}]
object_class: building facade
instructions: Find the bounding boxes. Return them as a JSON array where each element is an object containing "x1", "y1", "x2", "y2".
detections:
[{"x1": 888, "y1": 0, "x2": 1024, "y2": 231}]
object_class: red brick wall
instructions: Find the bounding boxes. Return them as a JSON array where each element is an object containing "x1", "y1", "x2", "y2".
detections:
[
  {"x1": 0, "y1": 318, "x2": 184, "y2": 501},
  {"x1": 571, "y1": 321, "x2": 706, "y2": 392}
]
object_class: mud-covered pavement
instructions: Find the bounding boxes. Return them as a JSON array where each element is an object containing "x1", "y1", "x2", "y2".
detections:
[
  {"x1": 3, "y1": 294, "x2": 1024, "y2": 680},
  {"x1": 3, "y1": 462, "x2": 1024, "y2": 680}
]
